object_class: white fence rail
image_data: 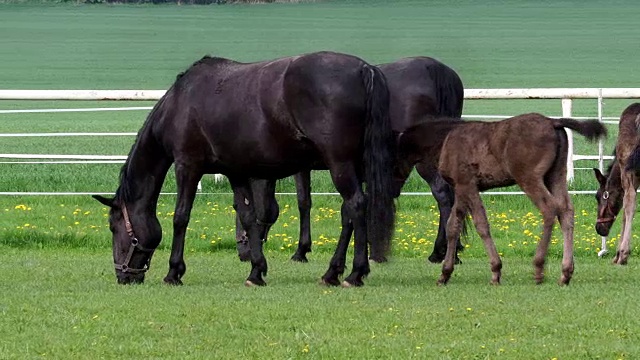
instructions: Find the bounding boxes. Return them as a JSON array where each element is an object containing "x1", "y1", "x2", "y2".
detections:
[{"x1": 3, "y1": 88, "x2": 640, "y2": 193}]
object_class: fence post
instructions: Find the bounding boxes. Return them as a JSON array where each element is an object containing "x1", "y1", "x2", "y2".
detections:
[
  {"x1": 563, "y1": 98, "x2": 574, "y2": 181},
  {"x1": 597, "y1": 88, "x2": 604, "y2": 171}
]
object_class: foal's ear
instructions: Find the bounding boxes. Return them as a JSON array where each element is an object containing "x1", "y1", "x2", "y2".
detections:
[
  {"x1": 92, "y1": 195, "x2": 115, "y2": 208},
  {"x1": 593, "y1": 168, "x2": 607, "y2": 186}
]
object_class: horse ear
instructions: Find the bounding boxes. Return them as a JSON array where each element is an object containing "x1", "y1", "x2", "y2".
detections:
[
  {"x1": 593, "y1": 168, "x2": 607, "y2": 186},
  {"x1": 92, "y1": 195, "x2": 115, "y2": 208}
]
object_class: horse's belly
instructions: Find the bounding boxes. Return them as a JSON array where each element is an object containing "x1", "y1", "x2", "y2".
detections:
[{"x1": 213, "y1": 140, "x2": 321, "y2": 179}]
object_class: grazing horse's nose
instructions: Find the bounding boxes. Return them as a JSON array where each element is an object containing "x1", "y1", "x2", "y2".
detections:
[
  {"x1": 595, "y1": 223, "x2": 611, "y2": 237},
  {"x1": 116, "y1": 271, "x2": 145, "y2": 285}
]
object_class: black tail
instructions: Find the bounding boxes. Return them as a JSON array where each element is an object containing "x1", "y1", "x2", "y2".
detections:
[
  {"x1": 551, "y1": 118, "x2": 607, "y2": 141},
  {"x1": 424, "y1": 59, "x2": 464, "y2": 118},
  {"x1": 361, "y1": 64, "x2": 396, "y2": 259}
]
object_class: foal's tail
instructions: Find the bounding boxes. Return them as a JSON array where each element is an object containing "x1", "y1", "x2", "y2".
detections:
[
  {"x1": 361, "y1": 64, "x2": 396, "y2": 259},
  {"x1": 551, "y1": 118, "x2": 607, "y2": 141}
]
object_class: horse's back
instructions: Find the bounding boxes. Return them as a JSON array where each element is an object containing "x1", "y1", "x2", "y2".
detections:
[{"x1": 440, "y1": 114, "x2": 559, "y2": 189}]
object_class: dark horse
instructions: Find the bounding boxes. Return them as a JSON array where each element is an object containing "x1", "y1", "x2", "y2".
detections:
[
  {"x1": 594, "y1": 103, "x2": 640, "y2": 265},
  {"x1": 396, "y1": 114, "x2": 606, "y2": 285},
  {"x1": 235, "y1": 56, "x2": 465, "y2": 264},
  {"x1": 93, "y1": 51, "x2": 397, "y2": 287}
]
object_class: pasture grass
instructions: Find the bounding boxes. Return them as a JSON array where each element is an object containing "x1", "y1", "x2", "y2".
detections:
[
  {"x1": 0, "y1": 194, "x2": 634, "y2": 260},
  {"x1": 2, "y1": 247, "x2": 640, "y2": 359}
]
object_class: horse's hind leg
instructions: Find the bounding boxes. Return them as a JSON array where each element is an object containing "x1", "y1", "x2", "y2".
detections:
[
  {"x1": 235, "y1": 215, "x2": 250, "y2": 262},
  {"x1": 321, "y1": 203, "x2": 354, "y2": 286},
  {"x1": 230, "y1": 179, "x2": 274, "y2": 286},
  {"x1": 164, "y1": 163, "x2": 202, "y2": 285},
  {"x1": 325, "y1": 163, "x2": 369, "y2": 287},
  {"x1": 546, "y1": 179, "x2": 575, "y2": 285},
  {"x1": 614, "y1": 173, "x2": 638, "y2": 265},
  {"x1": 292, "y1": 171, "x2": 313, "y2": 262},
  {"x1": 521, "y1": 180, "x2": 564, "y2": 285},
  {"x1": 416, "y1": 163, "x2": 462, "y2": 264}
]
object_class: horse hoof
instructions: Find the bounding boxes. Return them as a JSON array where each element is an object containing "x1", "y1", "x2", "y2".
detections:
[
  {"x1": 163, "y1": 278, "x2": 183, "y2": 286},
  {"x1": 320, "y1": 277, "x2": 340, "y2": 287},
  {"x1": 369, "y1": 255, "x2": 388, "y2": 263},
  {"x1": 291, "y1": 254, "x2": 309, "y2": 263},
  {"x1": 428, "y1": 253, "x2": 444, "y2": 264},
  {"x1": 245, "y1": 280, "x2": 266, "y2": 287},
  {"x1": 341, "y1": 280, "x2": 353, "y2": 288}
]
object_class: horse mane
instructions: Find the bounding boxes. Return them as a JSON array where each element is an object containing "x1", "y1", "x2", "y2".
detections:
[
  {"x1": 604, "y1": 149, "x2": 617, "y2": 177},
  {"x1": 176, "y1": 55, "x2": 232, "y2": 81},
  {"x1": 115, "y1": 95, "x2": 168, "y2": 204}
]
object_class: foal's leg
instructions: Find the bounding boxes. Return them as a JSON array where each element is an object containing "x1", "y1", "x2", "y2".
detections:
[
  {"x1": 546, "y1": 176, "x2": 575, "y2": 285},
  {"x1": 320, "y1": 203, "x2": 354, "y2": 286},
  {"x1": 416, "y1": 163, "x2": 462, "y2": 264},
  {"x1": 437, "y1": 192, "x2": 469, "y2": 285},
  {"x1": 291, "y1": 171, "x2": 313, "y2": 262},
  {"x1": 164, "y1": 163, "x2": 202, "y2": 285},
  {"x1": 466, "y1": 190, "x2": 502, "y2": 285},
  {"x1": 614, "y1": 173, "x2": 638, "y2": 265},
  {"x1": 520, "y1": 181, "x2": 561, "y2": 285}
]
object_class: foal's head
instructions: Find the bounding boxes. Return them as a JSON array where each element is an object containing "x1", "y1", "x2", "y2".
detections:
[
  {"x1": 593, "y1": 167, "x2": 622, "y2": 236},
  {"x1": 93, "y1": 195, "x2": 159, "y2": 284}
]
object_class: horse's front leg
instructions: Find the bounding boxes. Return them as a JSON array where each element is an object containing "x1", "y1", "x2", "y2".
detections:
[
  {"x1": 164, "y1": 163, "x2": 202, "y2": 285},
  {"x1": 614, "y1": 174, "x2": 638, "y2": 265},
  {"x1": 292, "y1": 171, "x2": 313, "y2": 262}
]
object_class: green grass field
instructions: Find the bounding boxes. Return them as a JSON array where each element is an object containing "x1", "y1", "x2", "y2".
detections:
[{"x1": 2, "y1": 1, "x2": 640, "y2": 358}]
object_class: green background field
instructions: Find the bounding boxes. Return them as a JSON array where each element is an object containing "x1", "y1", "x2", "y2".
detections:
[{"x1": 1, "y1": 1, "x2": 640, "y2": 358}]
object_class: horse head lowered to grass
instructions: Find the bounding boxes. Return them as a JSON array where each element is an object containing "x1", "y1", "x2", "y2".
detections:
[
  {"x1": 594, "y1": 103, "x2": 640, "y2": 265},
  {"x1": 396, "y1": 113, "x2": 607, "y2": 285},
  {"x1": 93, "y1": 51, "x2": 397, "y2": 287}
]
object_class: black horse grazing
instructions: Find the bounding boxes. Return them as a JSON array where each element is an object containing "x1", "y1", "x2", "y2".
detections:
[
  {"x1": 396, "y1": 114, "x2": 606, "y2": 285},
  {"x1": 234, "y1": 56, "x2": 465, "y2": 264},
  {"x1": 93, "y1": 51, "x2": 397, "y2": 287}
]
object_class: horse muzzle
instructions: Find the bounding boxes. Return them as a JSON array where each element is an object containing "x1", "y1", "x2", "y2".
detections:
[
  {"x1": 116, "y1": 270, "x2": 146, "y2": 284},
  {"x1": 595, "y1": 220, "x2": 613, "y2": 237}
]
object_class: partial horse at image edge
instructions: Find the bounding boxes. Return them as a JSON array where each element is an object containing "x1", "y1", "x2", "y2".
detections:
[{"x1": 594, "y1": 102, "x2": 640, "y2": 265}]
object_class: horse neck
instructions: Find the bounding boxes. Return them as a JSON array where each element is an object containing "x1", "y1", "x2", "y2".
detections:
[
  {"x1": 118, "y1": 132, "x2": 171, "y2": 214},
  {"x1": 607, "y1": 161, "x2": 623, "y2": 191}
]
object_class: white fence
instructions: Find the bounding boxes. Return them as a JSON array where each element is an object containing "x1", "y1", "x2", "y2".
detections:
[{"x1": 2, "y1": 88, "x2": 640, "y2": 194}]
